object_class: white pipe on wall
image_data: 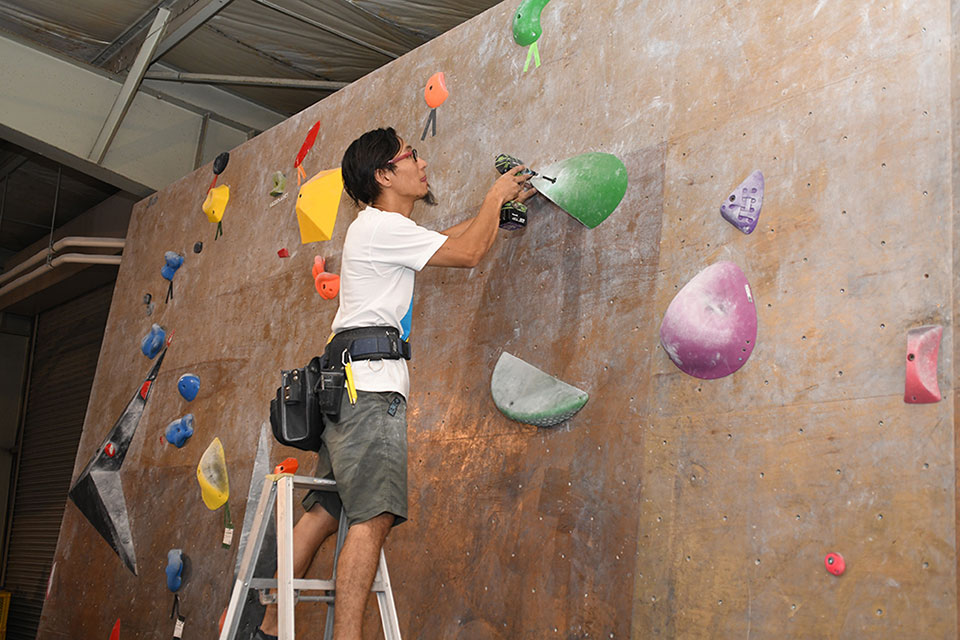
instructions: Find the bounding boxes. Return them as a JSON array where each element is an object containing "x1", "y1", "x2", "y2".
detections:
[
  {"x1": 0, "y1": 237, "x2": 125, "y2": 286},
  {"x1": 0, "y1": 253, "x2": 123, "y2": 299}
]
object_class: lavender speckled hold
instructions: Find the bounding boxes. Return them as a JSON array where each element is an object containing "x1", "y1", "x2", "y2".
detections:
[
  {"x1": 659, "y1": 262, "x2": 758, "y2": 379},
  {"x1": 720, "y1": 170, "x2": 764, "y2": 234}
]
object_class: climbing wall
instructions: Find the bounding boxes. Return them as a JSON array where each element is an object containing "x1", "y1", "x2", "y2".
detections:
[{"x1": 36, "y1": 0, "x2": 958, "y2": 638}]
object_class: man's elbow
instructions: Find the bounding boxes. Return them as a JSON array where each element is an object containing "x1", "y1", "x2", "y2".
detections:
[{"x1": 463, "y1": 246, "x2": 486, "y2": 268}]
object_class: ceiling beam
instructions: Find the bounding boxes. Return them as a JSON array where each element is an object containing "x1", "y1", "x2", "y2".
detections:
[
  {"x1": 152, "y1": 0, "x2": 238, "y2": 62},
  {"x1": 249, "y1": 0, "x2": 398, "y2": 60},
  {"x1": 0, "y1": 32, "x2": 252, "y2": 196},
  {"x1": 0, "y1": 154, "x2": 29, "y2": 182},
  {"x1": 90, "y1": 8, "x2": 172, "y2": 164},
  {"x1": 92, "y1": 0, "x2": 178, "y2": 66},
  {"x1": 143, "y1": 70, "x2": 347, "y2": 91}
]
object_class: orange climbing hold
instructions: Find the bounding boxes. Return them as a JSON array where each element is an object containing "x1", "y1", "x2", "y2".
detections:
[
  {"x1": 273, "y1": 457, "x2": 299, "y2": 474},
  {"x1": 424, "y1": 72, "x2": 449, "y2": 109},
  {"x1": 313, "y1": 256, "x2": 340, "y2": 300}
]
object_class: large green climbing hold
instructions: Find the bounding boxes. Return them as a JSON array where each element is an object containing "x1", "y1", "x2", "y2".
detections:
[
  {"x1": 513, "y1": 0, "x2": 551, "y2": 46},
  {"x1": 491, "y1": 352, "x2": 588, "y2": 427},
  {"x1": 531, "y1": 152, "x2": 628, "y2": 228}
]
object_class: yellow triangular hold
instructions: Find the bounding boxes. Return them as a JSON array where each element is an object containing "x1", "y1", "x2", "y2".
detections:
[
  {"x1": 197, "y1": 437, "x2": 229, "y2": 510},
  {"x1": 296, "y1": 168, "x2": 343, "y2": 243},
  {"x1": 202, "y1": 184, "x2": 230, "y2": 223}
]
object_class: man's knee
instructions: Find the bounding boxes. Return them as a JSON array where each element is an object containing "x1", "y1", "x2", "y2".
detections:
[
  {"x1": 295, "y1": 505, "x2": 339, "y2": 545},
  {"x1": 349, "y1": 512, "x2": 394, "y2": 545}
]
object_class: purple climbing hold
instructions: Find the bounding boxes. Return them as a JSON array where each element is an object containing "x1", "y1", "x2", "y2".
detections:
[
  {"x1": 165, "y1": 414, "x2": 195, "y2": 448},
  {"x1": 720, "y1": 170, "x2": 764, "y2": 234},
  {"x1": 659, "y1": 262, "x2": 758, "y2": 379}
]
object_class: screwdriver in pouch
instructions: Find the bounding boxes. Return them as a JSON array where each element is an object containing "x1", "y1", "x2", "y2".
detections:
[{"x1": 342, "y1": 351, "x2": 358, "y2": 405}]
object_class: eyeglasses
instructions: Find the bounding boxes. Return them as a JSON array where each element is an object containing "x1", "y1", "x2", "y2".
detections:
[{"x1": 388, "y1": 148, "x2": 418, "y2": 164}]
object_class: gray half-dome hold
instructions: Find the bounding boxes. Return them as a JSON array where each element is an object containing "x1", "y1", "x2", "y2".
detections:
[{"x1": 491, "y1": 352, "x2": 588, "y2": 427}]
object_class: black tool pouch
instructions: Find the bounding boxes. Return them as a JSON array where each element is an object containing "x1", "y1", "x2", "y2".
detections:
[
  {"x1": 269, "y1": 356, "x2": 323, "y2": 451},
  {"x1": 317, "y1": 364, "x2": 345, "y2": 423}
]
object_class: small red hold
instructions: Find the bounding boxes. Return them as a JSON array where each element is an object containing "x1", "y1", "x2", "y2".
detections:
[
  {"x1": 104, "y1": 442, "x2": 117, "y2": 457},
  {"x1": 139, "y1": 380, "x2": 152, "y2": 400},
  {"x1": 278, "y1": 248, "x2": 290, "y2": 258},
  {"x1": 824, "y1": 552, "x2": 845, "y2": 576}
]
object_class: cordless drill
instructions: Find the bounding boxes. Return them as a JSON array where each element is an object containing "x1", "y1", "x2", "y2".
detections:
[{"x1": 494, "y1": 153, "x2": 533, "y2": 230}]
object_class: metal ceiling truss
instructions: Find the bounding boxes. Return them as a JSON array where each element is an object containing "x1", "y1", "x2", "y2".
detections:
[
  {"x1": 90, "y1": 8, "x2": 172, "y2": 164},
  {"x1": 143, "y1": 70, "x2": 348, "y2": 90}
]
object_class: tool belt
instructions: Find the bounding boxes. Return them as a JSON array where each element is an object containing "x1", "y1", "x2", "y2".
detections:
[
  {"x1": 269, "y1": 326, "x2": 409, "y2": 449},
  {"x1": 319, "y1": 326, "x2": 410, "y2": 423}
]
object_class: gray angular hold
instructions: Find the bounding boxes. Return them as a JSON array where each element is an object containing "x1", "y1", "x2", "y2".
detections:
[
  {"x1": 67, "y1": 349, "x2": 166, "y2": 575},
  {"x1": 491, "y1": 352, "x2": 588, "y2": 427}
]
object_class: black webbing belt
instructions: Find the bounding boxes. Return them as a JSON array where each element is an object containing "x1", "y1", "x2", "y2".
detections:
[{"x1": 324, "y1": 326, "x2": 411, "y2": 364}]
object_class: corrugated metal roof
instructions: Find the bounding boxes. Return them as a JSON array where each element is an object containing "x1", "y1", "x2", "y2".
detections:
[{"x1": 0, "y1": 0, "x2": 502, "y2": 114}]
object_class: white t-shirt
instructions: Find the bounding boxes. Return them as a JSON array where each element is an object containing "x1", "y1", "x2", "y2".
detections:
[{"x1": 330, "y1": 205, "x2": 448, "y2": 398}]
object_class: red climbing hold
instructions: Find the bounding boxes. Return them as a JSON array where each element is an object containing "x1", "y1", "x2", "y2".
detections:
[
  {"x1": 110, "y1": 618, "x2": 121, "y2": 640},
  {"x1": 274, "y1": 457, "x2": 299, "y2": 475},
  {"x1": 905, "y1": 325, "x2": 942, "y2": 404},
  {"x1": 139, "y1": 380, "x2": 152, "y2": 400},
  {"x1": 824, "y1": 552, "x2": 845, "y2": 576},
  {"x1": 278, "y1": 248, "x2": 290, "y2": 258},
  {"x1": 295, "y1": 121, "x2": 321, "y2": 170},
  {"x1": 104, "y1": 442, "x2": 117, "y2": 457}
]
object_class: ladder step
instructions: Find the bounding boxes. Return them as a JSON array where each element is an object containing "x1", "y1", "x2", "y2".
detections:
[
  {"x1": 259, "y1": 592, "x2": 336, "y2": 605},
  {"x1": 251, "y1": 577, "x2": 336, "y2": 591},
  {"x1": 249, "y1": 575, "x2": 391, "y2": 593}
]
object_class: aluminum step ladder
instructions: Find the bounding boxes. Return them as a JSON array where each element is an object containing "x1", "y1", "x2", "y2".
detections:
[{"x1": 219, "y1": 474, "x2": 401, "y2": 640}]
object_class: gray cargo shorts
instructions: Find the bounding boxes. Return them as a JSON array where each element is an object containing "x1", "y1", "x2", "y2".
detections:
[{"x1": 301, "y1": 389, "x2": 408, "y2": 527}]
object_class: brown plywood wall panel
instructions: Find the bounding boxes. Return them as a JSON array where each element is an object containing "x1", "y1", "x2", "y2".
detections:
[{"x1": 36, "y1": 0, "x2": 956, "y2": 638}]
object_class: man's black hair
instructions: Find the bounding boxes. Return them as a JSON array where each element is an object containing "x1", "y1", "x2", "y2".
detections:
[{"x1": 341, "y1": 127, "x2": 402, "y2": 207}]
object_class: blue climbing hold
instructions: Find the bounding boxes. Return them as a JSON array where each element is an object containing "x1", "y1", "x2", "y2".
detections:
[
  {"x1": 165, "y1": 548, "x2": 184, "y2": 592},
  {"x1": 164, "y1": 414, "x2": 195, "y2": 448},
  {"x1": 140, "y1": 324, "x2": 166, "y2": 359},
  {"x1": 178, "y1": 374, "x2": 200, "y2": 401},
  {"x1": 161, "y1": 251, "x2": 184, "y2": 281}
]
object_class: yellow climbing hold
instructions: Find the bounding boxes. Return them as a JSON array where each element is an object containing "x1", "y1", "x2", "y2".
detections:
[
  {"x1": 197, "y1": 437, "x2": 229, "y2": 510},
  {"x1": 296, "y1": 168, "x2": 343, "y2": 243},
  {"x1": 202, "y1": 184, "x2": 230, "y2": 223}
]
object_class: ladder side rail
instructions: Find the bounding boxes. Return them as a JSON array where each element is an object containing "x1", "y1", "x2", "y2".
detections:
[
  {"x1": 323, "y1": 515, "x2": 350, "y2": 640},
  {"x1": 375, "y1": 549, "x2": 402, "y2": 640},
  {"x1": 220, "y1": 478, "x2": 279, "y2": 640},
  {"x1": 277, "y1": 475, "x2": 297, "y2": 639}
]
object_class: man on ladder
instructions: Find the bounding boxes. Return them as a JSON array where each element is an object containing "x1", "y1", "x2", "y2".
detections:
[{"x1": 254, "y1": 127, "x2": 535, "y2": 640}]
